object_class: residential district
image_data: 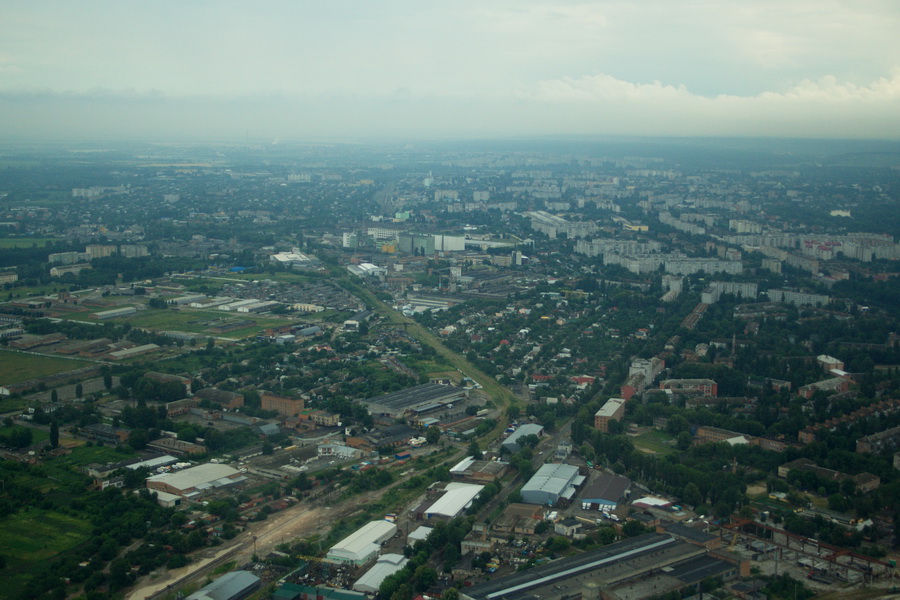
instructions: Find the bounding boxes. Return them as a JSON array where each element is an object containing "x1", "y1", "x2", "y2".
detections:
[{"x1": 1, "y1": 139, "x2": 900, "y2": 600}]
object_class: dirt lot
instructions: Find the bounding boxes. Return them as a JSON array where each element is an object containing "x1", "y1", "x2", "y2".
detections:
[{"x1": 128, "y1": 502, "x2": 330, "y2": 600}]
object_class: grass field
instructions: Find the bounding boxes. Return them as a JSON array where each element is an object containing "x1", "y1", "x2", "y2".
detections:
[
  {"x1": 632, "y1": 429, "x2": 676, "y2": 455},
  {"x1": 0, "y1": 349, "x2": 91, "y2": 384},
  {"x1": 0, "y1": 508, "x2": 91, "y2": 561},
  {"x1": 55, "y1": 444, "x2": 133, "y2": 468},
  {"x1": 0, "y1": 508, "x2": 92, "y2": 599},
  {"x1": 0, "y1": 425, "x2": 50, "y2": 446},
  {"x1": 0, "y1": 237, "x2": 57, "y2": 249},
  {"x1": 116, "y1": 308, "x2": 287, "y2": 339}
]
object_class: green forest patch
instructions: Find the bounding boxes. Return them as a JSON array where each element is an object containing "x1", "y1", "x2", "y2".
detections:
[{"x1": 0, "y1": 349, "x2": 90, "y2": 383}]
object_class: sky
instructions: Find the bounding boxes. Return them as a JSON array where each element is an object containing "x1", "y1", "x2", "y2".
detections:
[{"x1": 1, "y1": 0, "x2": 899, "y2": 142}]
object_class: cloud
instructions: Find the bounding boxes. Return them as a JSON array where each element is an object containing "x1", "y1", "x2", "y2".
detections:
[{"x1": 525, "y1": 70, "x2": 900, "y2": 105}]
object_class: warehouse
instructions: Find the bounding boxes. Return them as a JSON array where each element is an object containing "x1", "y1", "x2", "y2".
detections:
[
  {"x1": 146, "y1": 463, "x2": 245, "y2": 497},
  {"x1": 326, "y1": 520, "x2": 397, "y2": 566},
  {"x1": 92, "y1": 306, "x2": 137, "y2": 320},
  {"x1": 579, "y1": 474, "x2": 631, "y2": 510},
  {"x1": 353, "y1": 553, "x2": 408, "y2": 593},
  {"x1": 362, "y1": 383, "x2": 467, "y2": 418},
  {"x1": 186, "y1": 571, "x2": 260, "y2": 600},
  {"x1": 520, "y1": 463, "x2": 583, "y2": 506},
  {"x1": 500, "y1": 423, "x2": 544, "y2": 453},
  {"x1": 421, "y1": 482, "x2": 484, "y2": 519},
  {"x1": 461, "y1": 533, "x2": 742, "y2": 600}
]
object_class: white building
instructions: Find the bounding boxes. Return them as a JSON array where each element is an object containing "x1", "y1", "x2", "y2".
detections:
[
  {"x1": 326, "y1": 520, "x2": 397, "y2": 566},
  {"x1": 353, "y1": 554, "x2": 408, "y2": 593},
  {"x1": 423, "y1": 482, "x2": 484, "y2": 519}
]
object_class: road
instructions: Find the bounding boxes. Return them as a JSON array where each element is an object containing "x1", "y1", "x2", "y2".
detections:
[{"x1": 128, "y1": 502, "x2": 328, "y2": 600}]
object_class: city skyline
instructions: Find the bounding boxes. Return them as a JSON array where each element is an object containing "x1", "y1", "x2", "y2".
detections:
[{"x1": 1, "y1": 0, "x2": 898, "y2": 141}]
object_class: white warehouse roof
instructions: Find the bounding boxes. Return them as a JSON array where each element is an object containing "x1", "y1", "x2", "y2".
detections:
[
  {"x1": 426, "y1": 482, "x2": 484, "y2": 518},
  {"x1": 353, "y1": 554, "x2": 408, "y2": 593},
  {"x1": 327, "y1": 520, "x2": 397, "y2": 564},
  {"x1": 146, "y1": 463, "x2": 239, "y2": 493}
]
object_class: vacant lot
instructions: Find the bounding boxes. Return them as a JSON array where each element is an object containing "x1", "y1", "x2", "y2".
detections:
[{"x1": 0, "y1": 349, "x2": 90, "y2": 384}]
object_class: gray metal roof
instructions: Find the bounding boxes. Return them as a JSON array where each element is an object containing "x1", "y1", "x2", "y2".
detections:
[{"x1": 186, "y1": 571, "x2": 260, "y2": 600}]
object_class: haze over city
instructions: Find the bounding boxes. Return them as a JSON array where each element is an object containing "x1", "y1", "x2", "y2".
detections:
[{"x1": 1, "y1": 0, "x2": 899, "y2": 141}]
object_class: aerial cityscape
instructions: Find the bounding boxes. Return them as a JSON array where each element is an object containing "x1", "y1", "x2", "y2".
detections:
[
  {"x1": 2, "y1": 2, "x2": 900, "y2": 600},
  {"x1": 0, "y1": 137, "x2": 899, "y2": 600}
]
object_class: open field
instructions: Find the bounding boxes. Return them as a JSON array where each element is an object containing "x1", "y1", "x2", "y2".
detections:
[
  {"x1": 632, "y1": 429, "x2": 676, "y2": 455},
  {"x1": 0, "y1": 349, "x2": 91, "y2": 384},
  {"x1": 0, "y1": 237, "x2": 58, "y2": 249},
  {"x1": 54, "y1": 444, "x2": 133, "y2": 468},
  {"x1": 0, "y1": 424, "x2": 49, "y2": 445},
  {"x1": 0, "y1": 507, "x2": 92, "y2": 598}
]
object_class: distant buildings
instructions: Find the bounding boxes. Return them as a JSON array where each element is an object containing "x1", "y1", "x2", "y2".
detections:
[{"x1": 660, "y1": 379, "x2": 718, "y2": 397}]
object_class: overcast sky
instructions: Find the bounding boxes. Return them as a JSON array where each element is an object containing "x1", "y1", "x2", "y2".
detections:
[{"x1": 1, "y1": 0, "x2": 899, "y2": 142}]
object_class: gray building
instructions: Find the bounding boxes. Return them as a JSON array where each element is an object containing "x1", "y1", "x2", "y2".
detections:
[
  {"x1": 501, "y1": 423, "x2": 545, "y2": 453},
  {"x1": 362, "y1": 383, "x2": 466, "y2": 418},
  {"x1": 186, "y1": 571, "x2": 260, "y2": 600},
  {"x1": 520, "y1": 463, "x2": 582, "y2": 506}
]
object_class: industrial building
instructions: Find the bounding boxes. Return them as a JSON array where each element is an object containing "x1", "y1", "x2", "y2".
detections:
[
  {"x1": 326, "y1": 520, "x2": 397, "y2": 566},
  {"x1": 352, "y1": 553, "x2": 408, "y2": 593},
  {"x1": 520, "y1": 463, "x2": 583, "y2": 506},
  {"x1": 500, "y1": 423, "x2": 544, "y2": 453},
  {"x1": 92, "y1": 306, "x2": 137, "y2": 320},
  {"x1": 146, "y1": 463, "x2": 245, "y2": 498},
  {"x1": 416, "y1": 482, "x2": 484, "y2": 519},
  {"x1": 460, "y1": 533, "x2": 744, "y2": 600},
  {"x1": 274, "y1": 583, "x2": 365, "y2": 600},
  {"x1": 579, "y1": 474, "x2": 632, "y2": 510},
  {"x1": 186, "y1": 571, "x2": 260, "y2": 600},
  {"x1": 361, "y1": 383, "x2": 466, "y2": 418},
  {"x1": 449, "y1": 456, "x2": 509, "y2": 483}
]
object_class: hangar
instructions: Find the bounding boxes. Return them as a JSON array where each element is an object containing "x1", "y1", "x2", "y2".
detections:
[
  {"x1": 520, "y1": 463, "x2": 583, "y2": 506},
  {"x1": 326, "y1": 520, "x2": 397, "y2": 566},
  {"x1": 362, "y1": 383, "x2": 466, "y2": 418},
  {"x1": 146, "y1": 463, "x2": 245, "y2": 498}
]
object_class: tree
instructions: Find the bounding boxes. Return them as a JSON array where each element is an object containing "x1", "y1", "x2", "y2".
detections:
[
  {"x1": 467, "y1": 439, "x2": 483, "y2": 460},
  {"x1": 425, "y1": 426, "x2": 441, "y2": 445},
  {"x1": 103, "y1": 370, "x2": 113, "y2": 390},
  {"x1": 50, "y1": 421, "x2": 59, "y2": 449},
  {"x1": 75, "y1": 383, "x2": 83, "y2": 399},
  {"x1": 413, "y1": 565, "x2": 437, "y2": 592},
  {"x1": 622, "y1": 520, "x2": 647, "y2": 538},
  {"x1": 50, "y1": 389, "x2": 58, "y2": 402},
  {"x1": 683, "y1": 482, "x2": 703, "y2": 507}
]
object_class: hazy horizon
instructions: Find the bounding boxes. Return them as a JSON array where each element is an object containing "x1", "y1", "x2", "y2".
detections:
[{"x1": 2, "y1": 1, "x2": 898, "y2": 143}]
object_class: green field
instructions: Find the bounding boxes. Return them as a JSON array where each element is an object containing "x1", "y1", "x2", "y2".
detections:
[
  {"x1": 84, "y1": 307, "x2": 290, "y2": 339},
  {"x1": 0, "y1": 237, "x2": 58, "y2": 249},
  {"x1": 0, "y1": 349, "x2": 91, "y2": 384},
  {"x1": 54, "y1": 444, "x2": 132, "y2": 468},
  {"x1": 0, "y1": 508, "x2": 92, "y2": 599},
  {"x1": 632, "y1": 429, "x2": 676, "y2": 455},
  {"x1": 0, "y1": 507, "x2": 91, "y2": 560}
]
